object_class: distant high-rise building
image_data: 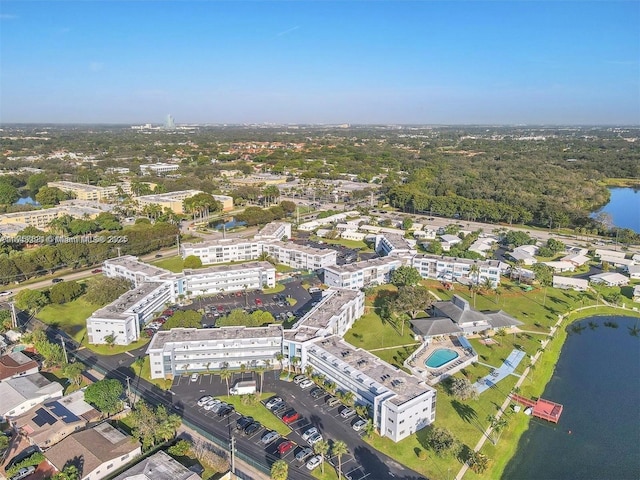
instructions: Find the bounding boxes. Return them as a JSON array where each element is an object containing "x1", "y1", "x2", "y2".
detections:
[{"x1": 165, "y1": 114, "x2": 175, "y2": 129}]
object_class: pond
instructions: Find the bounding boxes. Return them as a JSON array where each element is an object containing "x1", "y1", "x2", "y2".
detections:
[{"x1": 592, "y1": 187, "x2": 640, "y2": 233}]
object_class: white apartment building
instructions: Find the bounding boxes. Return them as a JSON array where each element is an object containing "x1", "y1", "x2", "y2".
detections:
[
  {"x1": 140, "y1": 163, "x2": 180, "y2": 175},
  {"x1": 253, "y1": 221, "x2": 292, "y2": 241},
  {"x1": 323, "y1": 257, "x2": 405, "y2": 290},
  {"x1": 136, "y1": 190, "x2": 234, "y2": 213},
  {"x1": 103, "y1": 255, "x2": 171, "y2": 286},
  {"x1": 303, "y1": 336, "x2": 436, "y2": 443},
  {"x1": 181, "y1": 238, "x2": 336, "y2": 271},
  {"x1": 411, "y1": 254, "x2": 502, "y2": 287},
  {"x1": 291, "y1": 288, "x2": 365, "y2": 338},
  {"x1": 86, "y1": 281, "x2": 174, "y2": 345},
  {"x1": 147, "y1": 325, "x2": 284, "y2": 379},
  {"x1": 297, "y1": 211, "x2": 360, "y2": 232},
  {"x1": 0, "y1": 202, "x2": 107, "y2": 230},
  {"x1": 47, "y1": 181, "x2": 132, "y2": 202},
  {"x1": 374, "y1": 233, "x2": 415, "y2": 256},
  {"x1": 184, "y1": 262, "x2": 275, "y2": 296}
]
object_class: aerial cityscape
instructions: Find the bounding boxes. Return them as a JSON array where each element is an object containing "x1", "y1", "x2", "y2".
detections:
[{"x1": 0, "y1": 2, "x2": 638, "y2": 480}]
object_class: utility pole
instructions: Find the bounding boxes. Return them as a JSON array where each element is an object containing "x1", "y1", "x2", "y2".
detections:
[
  {"x1": 126, "y1": 376, "x2": 132, "y2": 405},
  {"x1": 116, "y1": 247, "x2": 122, "y2": 257},
  {"x1": 60, "y1": 336, "x2": 68, "y2": 364},
  {"x1": 176, "y1": 234, "x2": 180, "y2": 256},
  {"x1": 230, "y1": 436, "x2": 236, "y2": 477},
  {"x1": 9, "y1": 302, "x2": 17, "y2": 329}
]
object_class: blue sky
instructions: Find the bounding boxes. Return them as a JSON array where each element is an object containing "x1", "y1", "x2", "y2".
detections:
[{"x1": 1, "y1": 1, "x2": 638, "y2": 124}]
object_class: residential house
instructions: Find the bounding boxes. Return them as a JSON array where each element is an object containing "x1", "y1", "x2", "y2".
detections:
[
  {"x1": 11, "y1": 389, "x2": 101, "y2": 449},
  {"x1": 0, "y1": 373, "x2": 64, "y2": 419},
  {"x1": 542, "y1": 261, "x2": 576, "y2": 273},
  {"x1": 0, "y1": 351, "x2": 39, "y2": 382},
  {"x1": 561, "y1": 253, "x2": 591, "y2": 267},
  {"x1": 111, "y1": 451, "x2": 201, "y2": 480},
  {"x1": 553, "y1": 276, "x2": 589, "y2": 291},
  {"x1": 507, "y1": 245, "x2": 538, "y2": 266},
  {"x1": 439, "y1": 234, "x2": 462, "y2": 252},
  {"x1": 44, "y1": 422, "x2": 142, "y2": 480},
  {"x1": 626, "y1": 264, "x2": 640, "y2": 280},
  {"x1": 374, "y1": 233, "x2": 415, "y2": 256},
  {"x1": 633, "y1": 285, "x2": 640, "y2": 302},
  {"x1": 589, "y1": 272, "x2": 630, "y2": 287}
]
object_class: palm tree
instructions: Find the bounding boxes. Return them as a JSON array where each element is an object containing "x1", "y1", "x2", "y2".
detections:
[
  {"x1": 291, "y1": 357, "x2": 300, "y2": 374},
  {"x1": 469, "y1": 263, "x2": 480, "y2": 308},
  {"x1": 314, "y1": 440, "x2": 330, "y2": 474},
  {"x1": 362, "y1": 419, "x2": 375, "y2": 438},
  {"x1": 343, "y1": 391, "x2": 355, "y2": 407},
  {"x1": 240, "y1": 363, "x2": 247, "y2": 379},
  {"x1": 332, "y1": 440, "x2": 348, "y2": 479},
  {"x1": 270, "y1": 460, "x2": 288, "y2": 480},
  {"x1": 275, "y1": 352, "x2": 285, "y2": 372},
  {"x1": 220, "y1": 368, "x2": 232, "y2": 394},
  {"x1": 304, "y1": 364, "x2": 313, "y2": 378},
  {"x1": 205, "y1": 362, "x2": 211, "y2": 374}
]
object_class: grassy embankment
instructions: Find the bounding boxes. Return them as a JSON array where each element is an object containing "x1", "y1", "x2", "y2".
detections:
[{"x1": 346, "y1": 280, "x2": 640, "y2": 480}]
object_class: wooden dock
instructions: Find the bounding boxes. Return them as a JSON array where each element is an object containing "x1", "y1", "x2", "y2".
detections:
[{"x1": 510, "y1": 393, "x2": 563, "y2": 423}]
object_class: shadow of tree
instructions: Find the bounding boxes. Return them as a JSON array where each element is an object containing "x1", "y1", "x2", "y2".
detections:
[{"x1": 451, "y1": 400, "x2": 477, "y2": 425}]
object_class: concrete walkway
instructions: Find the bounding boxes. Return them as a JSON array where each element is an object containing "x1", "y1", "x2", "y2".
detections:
[{"x1": 474, "y1": 349, "x2": 526, "y2": 394}]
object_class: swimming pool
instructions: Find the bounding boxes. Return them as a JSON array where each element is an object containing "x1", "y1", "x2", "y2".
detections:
[{"x1": 425, "y1": 349, "x2": 459, "y2": 368}]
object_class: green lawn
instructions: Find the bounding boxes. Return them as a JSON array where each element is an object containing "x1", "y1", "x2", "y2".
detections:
[
  {"x1": 37, "y1": 297, "x2": 150, "y2": 355},
  {"x1": 152, "y1": 256, "x2": 186, "y2": 272},
  {"x1": 218, "y1": 393, "x2": 292, "y2": 436},
  {"x1": 344, "y1": 281, "x2": 640, "y2": 480},
  {"x1": 309, "y1": 235, "x2": 372, "y2": 251},
  {"x1": 38, "y1": 298, "x2": 99, "y2": 343},
  {"x1": 263, "y1": 283, "x2": 286, "y2": 294}
]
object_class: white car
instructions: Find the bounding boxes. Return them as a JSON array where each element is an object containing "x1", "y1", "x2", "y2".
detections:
[
  {"x1": 340, "y1": 407, "x2": 356, "y2": 418},
  {"x1": 308, "y1": 433, "x2": 323, "y2": 446},
  {"x1": 302, "y1": 426, "x2": 319, "y2": 441},
  {"x1": 204, "y1": 399, "x2": 222, "y2": 411},
  {"x1": 293, "y1": 375, "x2": 307, "y2": 384},
  {"x1": 306, "y1": 455, "x2": 322, "y2": 470},
  {"x1": 190, "y1": 373, "x2": 199, "y2": 382},
  {"x1": 299, "y1": 379, "x2": 314, "y2": 389},
  {"x1": 197, "y1": 395, "x2": 213, "y2": 406},
  {"x1": 352, "y1": 418, "x2": 367, "y2": 431},
  {"x1": 265, "y1": 397, "x2": 283, "y2": 409},
  {"x1": 0, "y1": 291, "x2": 13, "y2": 297},
  {"x1": 10, "y1": 466, "x2": 36, "y2": 480}
]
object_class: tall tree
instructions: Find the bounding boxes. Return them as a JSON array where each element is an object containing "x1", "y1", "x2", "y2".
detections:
[
  {"x1": 84, "y1": 378, "x2": 124, "y2": 414},
  {"x1": 332, "y1": 440, "x2": 348, "y2": 479},
  {"x1": 270, "y1": 460, "x2": 288, "y2": 480}
]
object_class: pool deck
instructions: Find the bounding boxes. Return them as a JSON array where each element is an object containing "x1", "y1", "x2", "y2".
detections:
[
  {"x1": 405, "y1": 336, "x2": 478, "y2": 385},
  {"x1": 474, "y1": 349, "x2": 526, "y2": 394}
]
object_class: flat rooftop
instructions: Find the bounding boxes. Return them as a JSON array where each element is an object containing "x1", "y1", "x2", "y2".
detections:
[
  {"x1": 137, "y1": 190, "x2": 201, "y2": 202},
  {"x1": 257, "y1": 222, "x2": 288, "y2": 237},
  {"x1": 324, "y1": 256, "x2": 400, "y2": 274},
  {"x1": 105, "y1": 255, "x2": 171, "y2": 278},
  {"x1": 184, "y1": 261, "x2": 274, "y2": 275},
  {"x1": 295, "y1": 289, "x2": 360, "y2": 331},
  {"x1": 380, "y1": 232, "x2": 412, "y2": 250},
  {"x1": 147, "y1": 325, "x2": 283, "y2": 351},
  {"x1": 91, "y1": 282, "x2": 167, "y2": 320},
  {"x1": 265, "y1": 240, "x2": 337, "y2": 257},
  {"x1": 309, "y1": 336, "x2": 434, "y2": 406}
]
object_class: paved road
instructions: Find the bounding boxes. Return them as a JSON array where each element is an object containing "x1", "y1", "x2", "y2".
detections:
[{"x1": 13, "y1": 310, "x2": 425, "y2": 480}]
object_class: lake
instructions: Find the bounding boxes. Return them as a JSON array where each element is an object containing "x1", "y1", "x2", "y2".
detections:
[
  {"x1": 503, "y1": 316, "x2": 640, "y2": 480},
  {"x1": 593, "y1": 187, "x2": 640, "y2": 233}
]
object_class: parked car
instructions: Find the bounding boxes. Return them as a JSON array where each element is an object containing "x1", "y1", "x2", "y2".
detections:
[
  {"x1": 212, "y1": 402, "x2": 228, "y2": 413},
  {"x1": 204, "y1": 399, "x2": 222, "y2": 411},
  {"x1": 299, "y1": 379, "x2": 314, "y2": 389},
  {"x1": 282, "y1": 411, "x2": 301, "y2": 424},
  {"x1": 197, "y1": 395, "x2": 213, "y2": 406},
  {"x1": 162, "y1": 309, "x2": 174, "y2": 315},
  {"x1": 91, "y1": 268, "x2": 102, "y2": 273},
  {"x1": 51, "y1": 278, "x2": 63, "y2": 283},
  {"x1": 310, "y1": 387, "x2": 324, "y2": 399},
  {"x1": 218, "y1": 405, "x2": 235, "y2": 417},
  {"x1": 302, "y1": 427, "x2": 319, "y2": 441},
  {"x1": 295, "y1": 447, "x2": 313, "y2": 462},
  {"x1": 0, "y1": 290, "x2": 13, "y2": 297},
  {"x1": 260, "y1": 430, "x2": 280, "y2": 445},
  {"x1": 265, "y1": 397, "x2": 283, "y2": 409},
  {"x1": 6, "y1": 446, "x2": 40, "y2": 470},
  {"x1": 154, "y1": 254, "x2": 163, "y2": 258},
  {"x1": 244, "y1": 422, "x2": 261, "y2": 436},
  {"x1": 307, "y1": 433, "x2": 323, "y2": 446},
  {"x1": 306, "y1": 455, "x2": 322, "y2": 470},
  {"x1": 10, "y1": 466, "x2": 36, "y2": 480},
  {"x1": 293, "y1": 375, "x2": 307, "y2": 384},
  {"x1": 254, "y1": 298, "x2": 263, "y2": 306},
  {"x1": 340, "y1": 407, "x2": 356, "y2": 418},
  {"x1": 277, "y1": 440, "x2": 295, "y2": 456},
  {"x1": 327, "y1": 397, "x2": 342, "y2": 407},
  {"x1": 236, "y1": 416, "x2": 254, "y2": 430},
  {"x1": 190, "y1": 373, "x2": 199, "y2": 382},
  {"x1": 352, "y1": 418, "x2": 367, "y2": 431}
]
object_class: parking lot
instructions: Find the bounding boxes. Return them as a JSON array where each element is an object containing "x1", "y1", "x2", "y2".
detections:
[
  {"x1": 171, "y1": 371, "x2": 425, "y2": 480},
  {"x1": 181, "y1": 279, "x2": 319, "y2": 328},
  {"x1": 291, "y1": 238, "x2": 369, "y2": 266}
]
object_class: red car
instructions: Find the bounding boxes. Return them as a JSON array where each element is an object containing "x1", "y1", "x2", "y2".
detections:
[
  {"x1": 255, "y1": 298, "x2": 263, "y2": 306},
  {"x1": 277, "y1": 440, "x2": 295, "y2": 456},
  {"x1": 162, "y1": 309, "x2": 174, "y2": 316},
  {"x1": 282, "y1": 411, "x2": 300, "y2": 424},
  {"x1": 91, "y1": 269, "x2": 102, "y2": 274}
]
